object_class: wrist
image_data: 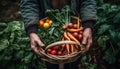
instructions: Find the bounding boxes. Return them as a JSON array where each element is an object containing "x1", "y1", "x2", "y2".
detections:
[
  {"x1": 82, "y1": 20, "x2": 95, "y2": 31},
  {"x1": 27, "y1": 25, "x2": 38, "y2": 36}
]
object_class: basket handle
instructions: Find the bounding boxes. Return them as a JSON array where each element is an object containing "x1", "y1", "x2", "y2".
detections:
[
  {"x1": 45, "y1": 40, "x2": 82, "y2": 50},
  {"x1": 38, "y1": 40, "x2": 84, "y2": 64}
]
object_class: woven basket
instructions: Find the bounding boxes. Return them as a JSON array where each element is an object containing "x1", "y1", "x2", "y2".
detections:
[{"x1": 38, "y1": 40, "x2": 84, "y2": 64}]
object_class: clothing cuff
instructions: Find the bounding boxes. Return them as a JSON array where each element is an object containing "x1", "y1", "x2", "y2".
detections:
[
  {"x1": 27, "y1": 25, "x2": 38, "y2": 35},
  {"x1": 82, "y1": 20, "x2": 95, "y2": 30}
]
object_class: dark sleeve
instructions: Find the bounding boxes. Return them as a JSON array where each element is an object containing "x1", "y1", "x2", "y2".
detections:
[
  {"x1": 79, "y1": 0, "x2": 97, "y2": 29},
  {"x1": 20, "y1": 0, "x2": 40, "y2": 35}
]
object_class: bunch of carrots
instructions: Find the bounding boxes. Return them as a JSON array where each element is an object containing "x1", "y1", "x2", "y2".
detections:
[
  {"x1": 61, "y1": 17, "x2": 83, "y2": 54},
  {"x1": 46, "y1": 17, "x2": 83, "y2": 56}
]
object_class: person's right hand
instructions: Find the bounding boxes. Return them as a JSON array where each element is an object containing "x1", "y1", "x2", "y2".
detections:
[{"x1": 30, "y1": 33, "x2": 45, "y2": 56}]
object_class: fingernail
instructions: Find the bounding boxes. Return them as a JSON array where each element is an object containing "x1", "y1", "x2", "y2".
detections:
[
  {"x1": 82, "y1": 42, "x2": 86, "y2": 45},
  {"x1": 41, "y1": 44, "x2": 45, "y2": 46}
]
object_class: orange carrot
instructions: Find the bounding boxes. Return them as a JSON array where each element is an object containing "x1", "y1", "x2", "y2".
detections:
[
  {"x1": 68, "y1": 28, "x2": 82, "y2": 33},
  {"x1": 77, "y1": 17, "x2": 80, "y2": 29},
  {"x1": 62, "y1": 37, "x2": 64, "y2": 41},
  {"x1": 63, "y1": 32, "x2": 70, "y2": 54},
  {"x1": 79, "y1": 31, "x2": 83, "y2": 34},
  {"x1": 66, "y1": 44, "x2": 70, "y2": 54},
  {"x1": 71, "y1": 44, "x2": 74, "y2": 53},
  {"x1": 67, "y1": 32, "x2": 80, "y2": 45},
  {"x1": 61, "y1": 37, "x2": 66, "y2": 49},
  {"x1": 64, "y1": 32, "x2": 70, "y2": 40},
  {"x1": 79, "y1": 27, "x2": 84, "y2": 31}
]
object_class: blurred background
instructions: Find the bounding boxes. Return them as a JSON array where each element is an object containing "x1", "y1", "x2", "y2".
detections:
[
  {"x1": 0, "y1": 0, "x2": 120, "y2": 69},
  {"x1": 0, "y1": 0, "x2": 21, "y2": 22}
]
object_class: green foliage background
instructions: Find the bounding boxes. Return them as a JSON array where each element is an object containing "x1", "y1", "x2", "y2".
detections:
[{"x1": 0, "y1": 0, "x2": 120, "y2": 69}]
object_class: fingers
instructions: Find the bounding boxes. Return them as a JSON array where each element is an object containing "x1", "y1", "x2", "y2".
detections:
[
  {"x1": 31, "y1": 43, "x2": 45, "y2": 57},
  {"x1": 30, "y1": 33, "x2": 45, "y2": 46},
  {"x1": 82, "y1": 37, "x2": 92, "y2": 54},
  {"x1": 82, "y1": 35, "x2": 87, "y2": 45},
  {"x1": 86, "y1": 38, "x2": 92, "y2": 51},
  {"x1": 36, "y1": 39, "x2": 45, "y2": 47},
  {"x1": 30, "y1": 33, "x2": 46, "y2": 57},
  {"x1": 31, "y1": 39, "x2": 44, "y2": 56}
]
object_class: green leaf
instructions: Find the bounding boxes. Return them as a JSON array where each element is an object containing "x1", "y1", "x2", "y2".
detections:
[
  {"x1": 97, "y1": 36, "x2": 109, "y2": 50},
  {"x1": 0, "y1": 39, "x2": 9, "y2": 51},
  {"x1": 0, "y1": 23, "x2": 7, "y2": 27},
  {"x1": 97, "y1": 24, "x2": 111, "y2": 35},
  {"x1": 21, "y1": 53, "x2": 34, "y2": 63},
  {"x1": 49, "y1": 27, "x2": 55, "y2": 35},
  {"x1": 113, "y1": 12, "x2": 120, "y2": 23},
  {"x1": 103, "y1": 49, "x2": 116, "y2": 64}
]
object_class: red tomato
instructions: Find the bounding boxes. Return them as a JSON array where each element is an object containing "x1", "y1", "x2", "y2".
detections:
[
  {"x1": 62, "y1": 25, "x2": 67, "y2": 31},
  {"x1": 73, "y1": 32, "x2": 79, "y2": 38},
  {"x1": 78, "y1": 34, "x2": 83, "y2": 41},
  {"x1": 61, "y1": 44, "x2": 65, "y2": 51},
  {"x1": 64, "y1": 52, "x2": 68, "y2": 55},
  {"x1": 47, "y1": 48, "x2": 52, "y2": 53},
  {"x1": 58, "y1": 51, "x2": 62, "y2": 55},
  {"x1": 68, "y1": 23, "x2": 73, "y2": 29},
  {"x1": 61, "y1": 44, "x2": 65, "y2": 48},
  {"x1": 73, "y1": 24, "x2": 77, "y2": 29},
  {"x1": 51, "y1": 50, "x2": 57, "y2": 55},
  {"x1": 53, "y1": 46, "x2": 59, "y2": 50}
]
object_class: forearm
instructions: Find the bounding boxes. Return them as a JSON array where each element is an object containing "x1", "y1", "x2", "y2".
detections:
[
  {"x1": 80, "y1": 0, "x2": 97, "y2": 29},
  {"x1": 80, "y1": 0, "x2": 97, "y2": 22},
  {"x1": 20, "y1": 0, "x2": 40, "y2": 35}
]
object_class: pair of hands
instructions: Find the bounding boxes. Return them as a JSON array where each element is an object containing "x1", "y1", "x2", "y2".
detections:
[{"x1": 30, "y1": 28, "x2": 92, "y2": 56}]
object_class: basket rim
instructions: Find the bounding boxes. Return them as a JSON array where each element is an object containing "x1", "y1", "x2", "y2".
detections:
[{"x1": 38, "y1": 40, "x2": 85, "y2": 64}]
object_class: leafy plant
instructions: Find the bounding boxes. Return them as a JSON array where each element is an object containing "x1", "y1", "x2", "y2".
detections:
[
  {"x1": 95, "y1": 1, "x2": 120, "y2": 66},
  {"x1": 0, "y1": 21, "x2": 44, "y2": 69}
]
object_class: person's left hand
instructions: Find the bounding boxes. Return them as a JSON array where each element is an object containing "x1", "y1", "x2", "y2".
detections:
[{"x1": 82, "y1": 28, "x2": 93, "y2": 54}]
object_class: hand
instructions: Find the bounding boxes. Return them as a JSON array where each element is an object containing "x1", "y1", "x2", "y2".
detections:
[
  {"x1": 82, "y1": 28, "x2": 93, "y2": 54},
  {"x1": 30, "y1": 33, "x2": 45, "y2": 56}
]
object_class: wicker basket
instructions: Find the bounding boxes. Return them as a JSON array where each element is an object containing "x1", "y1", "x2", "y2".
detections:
[
  {"x1": 38, "y1": 40, "x2": 84, "y2": 64},
  {"x1": 38, "y1": 15, "x2": 84, "y2": 69}
]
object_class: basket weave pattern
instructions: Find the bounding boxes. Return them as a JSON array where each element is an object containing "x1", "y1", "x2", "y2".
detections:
[{"x1": 38, "y1": 41, "x2": 84, "y2": 64}]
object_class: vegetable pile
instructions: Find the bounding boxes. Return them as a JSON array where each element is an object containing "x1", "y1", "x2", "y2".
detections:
[
  {"x1": 60, "y1": 21, "x2": 83, "y2": 54},
  {"x1": 38, "y1": 5, "x2": 72, "y2": 45},
  {"x1": 37, "y1": 6, "x2": 84, "y2": 56},
  {"x1": 46, "y1": 20, "x2": 84, "y2": 56}
]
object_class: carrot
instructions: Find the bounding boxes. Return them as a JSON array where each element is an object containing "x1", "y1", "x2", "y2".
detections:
[
  {"x1": 71, "y1": 44, "x2": 74, "y2": 53},
  {"x1": 63, "y1": 32, "x2": 70, "y2": 54},
  {"x1": 77, "y1": 17, "x2": 80, "y2": 29},
  {"x1": 79, "y1": 31, "x2": 83, "y2": 34},
  {"x1": 79, "y1": 27, "x2": 84, "y2": 30},
  {"x1": 68, "y1": 28, "x2": 82, "y2": 33},
  {"x1": 67, "y1": 32, "x2": 80, "y2": 45},
  {"x1": 71, "y1": 16, "x2": 81, "y2": 29},
  {"x1": 64, "y1": 32, "x2": 70, "y2": 40},
  {"x1": 62, "y1": 37, "x2": 65, "y2": 41},
  {"x1": 61, "y1": 37, "x2": 65, "y2": 49},
  {"x1": 66, "y1": 44, "x2": 70, "y2": 54}
]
